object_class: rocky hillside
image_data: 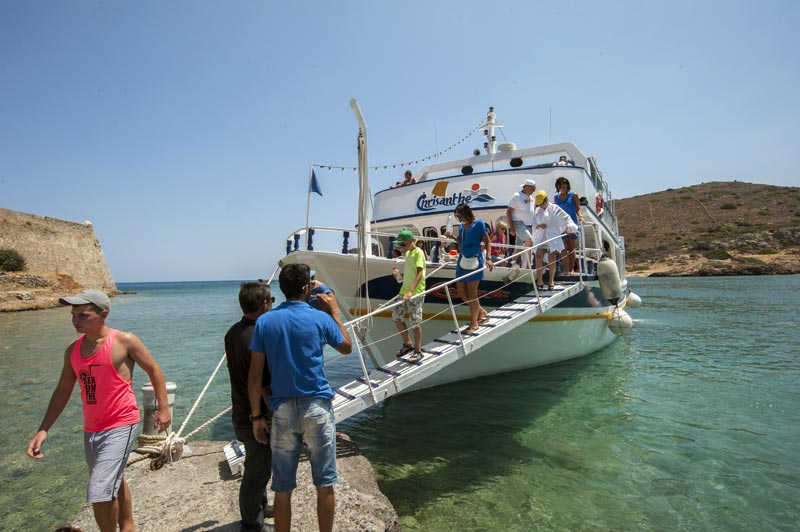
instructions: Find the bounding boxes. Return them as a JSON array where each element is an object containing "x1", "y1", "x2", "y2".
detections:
[{"x1": 615, "y1": 181, "x2": 800, "y2": 276}]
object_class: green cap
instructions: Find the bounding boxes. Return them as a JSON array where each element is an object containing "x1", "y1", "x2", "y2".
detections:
[{"x1": 396, "y1": 229, "x2": 415, "y2": 242}]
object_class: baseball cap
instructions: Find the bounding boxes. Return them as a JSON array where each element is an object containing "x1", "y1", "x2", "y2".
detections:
[
  {"x1": 520, "y1": 179, "x2": 536, "y2": 188},
  {"x1": 396, "y1": 229, "x2": 415, "y2": 242},
  {"x1": 59, "y1": 289, "x2": 111, "y2": 311},
  {"x1": 535, "y1": 190, "x2": 548, "y2": 206}
]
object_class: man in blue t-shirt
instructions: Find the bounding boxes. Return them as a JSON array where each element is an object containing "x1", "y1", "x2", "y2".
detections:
[{"x1": 248, "y1": 263, "x2": 351, "y2": 532}]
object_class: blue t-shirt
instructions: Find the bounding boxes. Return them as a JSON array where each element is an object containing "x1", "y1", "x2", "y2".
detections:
[
  {"x1": 456, "y1": 219, "x2": 488, "y2": 282},
  {"x1": 555, "y1": 191, "x2": 579, "y2": 224},
  {"x1": 249, "y1": 301, "x2": 345, "y2": 410}
]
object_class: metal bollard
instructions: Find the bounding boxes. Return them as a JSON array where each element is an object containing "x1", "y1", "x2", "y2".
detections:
[{"x1": 141, "y1": 381, "x2": 177, "y2": 435}]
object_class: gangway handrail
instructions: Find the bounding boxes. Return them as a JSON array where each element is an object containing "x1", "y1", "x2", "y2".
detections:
[
  {"x1": 327, "y1": 226, "x2": 599, "y2": 403},
  {"x1": 330, "y1": 279, "x2": 587, "y2": 423},
  {"x1": 291, "y1": 225, "x2": 604, "y2": 423},
  {"x1": 280, "y1": 224, "x2": 603, "y2": 331},
  {"x1": 341, "y1": 228, "x2": 585, "y2": 330}
]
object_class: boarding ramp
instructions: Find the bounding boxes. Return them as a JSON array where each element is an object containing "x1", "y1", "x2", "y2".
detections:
[
  {"x1": 278, "y1": 222, "x2": 606, "y2": 423},
  {"x1": 330, "y1": 225, "x2": 599, "y2": 424}
]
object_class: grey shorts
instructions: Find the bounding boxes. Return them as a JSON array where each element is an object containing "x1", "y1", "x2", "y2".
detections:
[
  {"x1": 392, "y1": 296, "x2": 423, "y2": 328},
  {"x1": 84, "y1": 423, "x2": 139, "y2": 503}
]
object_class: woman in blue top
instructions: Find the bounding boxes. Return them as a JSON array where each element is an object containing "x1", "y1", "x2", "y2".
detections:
[
  {"x1": 554, "y1": 177, "x2": 585, "y2": 274},
  {"x1": 448, "y1": 203, "x2": 494, "y2": 333}
]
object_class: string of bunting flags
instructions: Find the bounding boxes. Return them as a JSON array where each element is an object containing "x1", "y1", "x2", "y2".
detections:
[{"x1": 311, "y1": 117, "x2": 487, "y2": 173}]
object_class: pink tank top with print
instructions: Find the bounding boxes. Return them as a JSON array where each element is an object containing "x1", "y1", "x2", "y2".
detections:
[{"x1": 70, "y1": 328, "x2": 140, "y2": 432}]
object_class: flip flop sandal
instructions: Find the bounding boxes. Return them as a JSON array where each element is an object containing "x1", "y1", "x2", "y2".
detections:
[
  {"x1": 478, "y1": 315, "x2": 491, "y2": 324},
  {"x1": 396, "y1": 343, "x2": 414, "y2": 357},
  {"x1": 407, "y1": 352, "x2": 424, "y2": 363}
]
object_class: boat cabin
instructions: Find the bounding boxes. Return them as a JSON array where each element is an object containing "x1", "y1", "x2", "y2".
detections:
[{"x1": 370, "y1": 141, "x2": 618, "y2": 260}]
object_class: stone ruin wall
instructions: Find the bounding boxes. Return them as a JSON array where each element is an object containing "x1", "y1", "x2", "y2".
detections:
[{"x1": 0, "y1": 208, "x2": 116, "y2": 290}]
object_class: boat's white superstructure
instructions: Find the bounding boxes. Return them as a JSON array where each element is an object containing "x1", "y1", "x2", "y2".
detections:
[{"x1": 276, "y1": 105, "x2": 634, "y2": 417}]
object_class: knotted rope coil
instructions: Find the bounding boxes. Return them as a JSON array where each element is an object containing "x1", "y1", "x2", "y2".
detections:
[{"x1": 127, "y1": 352, "x2": 229, "y2": 470}]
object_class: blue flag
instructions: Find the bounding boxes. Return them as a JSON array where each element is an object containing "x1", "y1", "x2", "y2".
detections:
[{"x1": 309, "y1": 169, "x2": 323, "y2": 197}]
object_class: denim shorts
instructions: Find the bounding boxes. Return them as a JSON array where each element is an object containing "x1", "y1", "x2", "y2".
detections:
[{"x1": 270, "y1": 397, "x2": 337, "y2": 492}]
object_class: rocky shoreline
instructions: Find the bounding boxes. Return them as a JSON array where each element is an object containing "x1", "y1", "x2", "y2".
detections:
[
  {"x1": 70, "y1": 436, "x2": 400, "y2": 532},
  {"x1": 0, "y1": 272, "x2": 122, "y2": 312},
  {"x1": 626, "y1": 249, "x2": 800, "y2": 277}
]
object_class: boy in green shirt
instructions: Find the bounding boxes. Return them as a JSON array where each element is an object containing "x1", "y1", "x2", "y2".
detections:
[{"x1": 393, "y1": 229, "x2": 426, "y2": 362}]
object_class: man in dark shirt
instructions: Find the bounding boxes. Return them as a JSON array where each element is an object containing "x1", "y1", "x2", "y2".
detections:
[{"x1": 224, "y1": 282, "x2": 274, "y2": 532}]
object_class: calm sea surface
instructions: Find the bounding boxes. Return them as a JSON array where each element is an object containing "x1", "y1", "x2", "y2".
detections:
[{"x1": 1, "y1": 276, "x2": 798, "y2": 531}]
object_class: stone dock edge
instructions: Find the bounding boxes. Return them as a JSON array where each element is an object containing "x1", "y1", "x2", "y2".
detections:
[{"x1": 71, "y1": 434, "x2": 401, "y2": 532}]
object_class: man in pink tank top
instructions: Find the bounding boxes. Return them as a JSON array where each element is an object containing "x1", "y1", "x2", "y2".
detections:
[{"x1": 26, "y1": 289, "x2": 171, "y2": 532}]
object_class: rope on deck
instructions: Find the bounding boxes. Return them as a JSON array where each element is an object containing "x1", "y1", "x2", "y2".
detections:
[{"x1": 128, "y1": 352, "x2": 229, "y2": 469}]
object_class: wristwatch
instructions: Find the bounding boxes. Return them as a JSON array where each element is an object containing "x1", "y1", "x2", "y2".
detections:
[{"x1": 249, "y1": 412, "x2": 265, "y2": 422}]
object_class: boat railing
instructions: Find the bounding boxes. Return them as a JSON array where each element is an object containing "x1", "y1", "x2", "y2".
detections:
[{"x1": 285, "y1": 223, "x2": 605, "y2": 269}]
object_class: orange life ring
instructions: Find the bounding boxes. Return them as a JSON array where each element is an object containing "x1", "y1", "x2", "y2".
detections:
[{"x1": 595, "y1": 194, "x2": 604, "y2": 218}]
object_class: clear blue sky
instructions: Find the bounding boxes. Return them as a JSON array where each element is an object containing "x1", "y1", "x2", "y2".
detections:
[{"x1": 2, "y1": 1, "x2": 798, "y2": 281}]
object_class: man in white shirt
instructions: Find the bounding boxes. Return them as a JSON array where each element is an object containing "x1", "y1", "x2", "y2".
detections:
[{"x1": 506, "y1": 179, "x2": 536, "y2": 265}]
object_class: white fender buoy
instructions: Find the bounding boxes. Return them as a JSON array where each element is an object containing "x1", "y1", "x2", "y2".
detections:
[
  {"x1": 608, "y1": 308, "x2": 633, "y2": 336},
  {"x1": 626, "y1": 291, "x2": 642, "y2": 308},
  {"x1": 597, "y1": 256, "x2": 622, "y2": 305}
]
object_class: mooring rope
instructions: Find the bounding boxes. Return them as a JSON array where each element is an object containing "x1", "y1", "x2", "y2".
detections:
[{"x1": 128, "y1": 352, "x2": 229, "y2": 469}]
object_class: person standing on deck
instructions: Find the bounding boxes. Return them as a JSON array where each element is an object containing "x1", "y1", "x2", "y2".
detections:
[
  {"x1": 248, "y1": 263, "x2": 352, "y2": 532},
  {"x1": 506, "y1": 179, "x2": 536, "y2": 267},
  {"x1": 533, "y1": 191, "x2": 578, "y2": 289},
  {"x1": 27, "y1": 289, "x2": 171, "y2": 532},
  {"x1": 554, "y1": 176, "x2": 585, "y2": 273},
  {"x1": 225, "y1": 282, "x2": 275, "y2": 532}
]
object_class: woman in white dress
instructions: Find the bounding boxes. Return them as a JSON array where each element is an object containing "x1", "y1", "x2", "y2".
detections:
[{"x1": 532, "y1": 190, "x2": 577, "y2": 289}]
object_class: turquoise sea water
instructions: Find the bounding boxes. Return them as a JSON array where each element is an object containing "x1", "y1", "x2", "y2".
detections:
[{"x1": 1, "y1": 276, "x2": 798, "y2": 531}]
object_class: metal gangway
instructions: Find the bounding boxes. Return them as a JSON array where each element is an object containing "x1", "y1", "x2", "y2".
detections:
[{"x1": 331, "y1": 228, "x2": 600, "y2": 424}]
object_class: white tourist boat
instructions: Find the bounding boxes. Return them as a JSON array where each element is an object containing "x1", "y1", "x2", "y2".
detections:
[{"x1": 275, "y1": 103, "x2": 635, "y2": 414}]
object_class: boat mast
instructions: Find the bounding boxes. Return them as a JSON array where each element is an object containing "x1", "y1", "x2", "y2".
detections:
[
  {"x1": 350, "y1": 98, "x2": 371, "y2": 257},
  {"x1": 482, "y1": 106, "x2": 503, "y2": 155},
  {"x1": 349, "y1": 98, "x2": 375, "y2": 345}
]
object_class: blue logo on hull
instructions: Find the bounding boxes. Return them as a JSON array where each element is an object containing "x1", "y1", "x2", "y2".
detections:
[{"x1": 416, "y1": 192, "x2": 496, "y2": 212}]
